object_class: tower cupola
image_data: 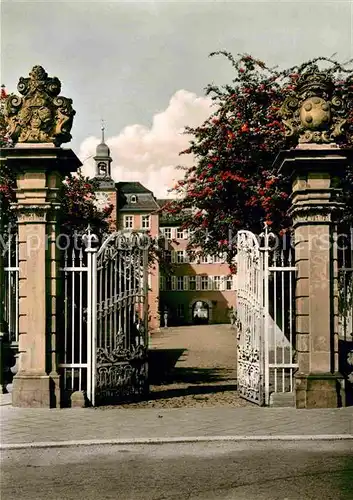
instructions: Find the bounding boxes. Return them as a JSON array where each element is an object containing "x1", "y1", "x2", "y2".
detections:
[{"x1": 94, "y1": 121, "x2": 112, "y2": 178}]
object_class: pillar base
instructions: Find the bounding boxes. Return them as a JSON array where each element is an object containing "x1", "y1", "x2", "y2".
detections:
[
  {"x1": 12, "y1": 372, "x2": 60, "y2": 408},
  {"x1": 295, "y1": 372, "x2": 345, "y2": 409}
]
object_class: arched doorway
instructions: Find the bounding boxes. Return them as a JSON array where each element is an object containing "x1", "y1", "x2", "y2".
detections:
[{"x1": 192, "y1": 300, "x2": 210, "y2": 325}]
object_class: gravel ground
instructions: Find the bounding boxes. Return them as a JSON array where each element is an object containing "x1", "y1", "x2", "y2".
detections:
[{"x1": 115, "y1": 325, "x2": 254, "y2": 409}]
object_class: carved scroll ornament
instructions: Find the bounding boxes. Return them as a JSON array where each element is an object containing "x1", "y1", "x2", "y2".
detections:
[
  {"x1": 280, "y1": 65, "x2": 348, "y2": 145},
  {"x1": 3, "y1": 65, "x2": 75, "y2": 146}
]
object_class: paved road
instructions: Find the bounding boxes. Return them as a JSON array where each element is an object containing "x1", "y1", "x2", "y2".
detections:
[{"x1": 2, "y1": 441, "x2": 352, "y2": 499}]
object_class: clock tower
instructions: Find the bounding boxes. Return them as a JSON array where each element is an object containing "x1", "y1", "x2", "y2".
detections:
[{"x1": 92, "y1": 122, "x2": 117, "y2": 228}]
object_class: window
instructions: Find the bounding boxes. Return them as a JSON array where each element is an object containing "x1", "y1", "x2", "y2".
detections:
[
  {"x1": 164, "y1": 250, "x2": 172, "y2": 263},
  {"x1": 201, "y1": 276, "x2": 208, "y2": 290},
  {"x1": 177, "y1": 304, "x2": 184, "y2": 318},
  {"x1": 131, "y1": 195, "x2": 137, "y2": 203},
  {"x1": 189, "y1": 276, "x2": 196, "y2": 291},
  {"x1": 200, "y1": 255, "x2": 208, "y2": 264},
  {"x1": 165, "y1": 277, "x2": 172, "y2": 291},
  {"x1": 141, "y1": 215, "x2": 150, "y2": 229},
  {"x1": 124, "y1": 215, "x2": 133, "y2": 229},
  {"x1": 177, "y1": 251, "x2": 184, "y2": 263},
  {"x1": 213, "y1": 254, "x2": 224, "y2": 263},
  {"x1": 98, "y1": 162, "x2": 107, "y2": 176},
  {"x1": 159, "y1": 276, "x2": 165, "y2": 291},
  {"x1": 177, "y1": 276, "x2": 184, "y2": 291},
  {"x1": 172, "y1": 276, "x2": 177, "y2": 291},
  {"x1": 161, "y1": 227, "x2": 172, "y2": 239},
  {"x1": 176, "y1": 228, "x2": 184, "y2": 239},
  {"x1": 226, "y1": 276, "x2": 233, "y2": 290},
  {"x1": 213, "y1": 276, "x2": 221, "y2": 290}
]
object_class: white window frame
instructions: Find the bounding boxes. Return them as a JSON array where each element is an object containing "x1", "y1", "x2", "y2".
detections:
[
  {"x1": 131, "y1": 195, "x2": 137, "y2": 204},
  {"x1": 176, "y1": 227, "x2": 184, "y2": 239},
  {"x1": 201, "y1": 276, "x2": 208, "y2": 290},
  {"x1": 177, "y1": 276, "x2": 184, "y2": 291},
  {"x1": 176, "y1": 251, "x2": 184, "y2": 263},
  {"x1": 208, "y1": 276, "x2": 213, "y2": 290},
  {"x1": 189, "y1": 276, "x2": 196, "y2": 291},
  {"x1": 183, "y1": 276, "x2": 189, "y2": 290},
  {"x1": 172, "y1": 276, "x2": 177, "y2": 291},
  {"x1": 213, "y1": 276, "x2": 221, "y2": 290},
  {"x1": 196, "y1": 276, "x2": 202, "y2": 291},
  {"x1": 159, "y1": 276, "x2": 165, "y2": 291},
  {"x1": 141, "y1": 215, "x2": 150, "y2": 229},
  {"x1": 162, "y1": 227, "x2": 172, "y2": 239},
  {"x1": 220, "y1": 276, "x2": 226, "y2": 291},
  {"x1": 226, "y1": 276, "x2": 233, "y2": 290},
  {"x1": 123, "y1": 215, "x2": 134, "y2": 229}
]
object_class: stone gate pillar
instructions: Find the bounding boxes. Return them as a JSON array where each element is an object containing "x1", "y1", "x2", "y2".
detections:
[
  {"x1": 276, "y1": 146, "x2": 351, "y2": 408},
  {"x1": 275, "y1": 64, "x2": 352, "y2": 408},
  {"x1": 1, "y1": 66, "x2": 80, "y2": 407}
]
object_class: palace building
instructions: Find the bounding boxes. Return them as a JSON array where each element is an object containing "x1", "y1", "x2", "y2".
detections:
[{"x1": 90, "y1": 129, "x2": 236, "y2": 329}]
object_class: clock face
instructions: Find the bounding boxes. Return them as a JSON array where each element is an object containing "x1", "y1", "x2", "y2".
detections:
[{"x1": 94, "y1": 192, "x2": 109, "y2": 210}]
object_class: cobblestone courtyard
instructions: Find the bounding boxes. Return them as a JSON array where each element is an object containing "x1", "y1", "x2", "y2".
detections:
[{"x1": 117, "y1": 324, "x2": 253, "y2": 409}]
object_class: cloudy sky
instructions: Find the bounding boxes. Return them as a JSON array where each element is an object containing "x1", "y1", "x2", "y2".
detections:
[{"x1": 1, "y1": 0, "x2": 352, "y2": 197}]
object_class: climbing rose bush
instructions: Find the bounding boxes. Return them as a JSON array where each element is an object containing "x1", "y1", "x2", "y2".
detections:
[{"x1": 166, "y1": 52, "x2": 353, "y2": 262}]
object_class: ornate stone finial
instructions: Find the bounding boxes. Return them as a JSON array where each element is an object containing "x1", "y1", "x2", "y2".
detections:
[
  {"x1": 3, "y1": 65, "x2": 76, "y2": 146},
  {"x1": 280, "y1": 64, "x2": 347, "y2": 145}
]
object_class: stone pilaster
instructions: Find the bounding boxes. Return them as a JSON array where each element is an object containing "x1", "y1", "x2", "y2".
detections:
[
  {"x1": 1, "y1": 145, "x2": 80, "y2": 407},
  {"x1": 276, "y1": 145, "x2": 351, "y2": 408}
]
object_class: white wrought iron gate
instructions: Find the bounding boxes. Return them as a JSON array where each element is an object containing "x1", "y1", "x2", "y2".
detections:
[
  {"x1": 236, "y1": 225, "x2": 297, "y2": 406},
  {"x1": 59, "y1": 230, "x2": 149, "y2": 406}
]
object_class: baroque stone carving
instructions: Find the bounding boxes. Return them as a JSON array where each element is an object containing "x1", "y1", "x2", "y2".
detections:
[
  {"x1": 12, "y1": 204, "x2": 51, "y2": 223},
  {"x1": 280, "y1": 65, "x2": 348, "y2": 144},
  {"x1": 289, "y1": 204, "x2": 344, "y2": 225},
  {"x1": 3, "y1": 66, "x2": 75, "y2": 146}
]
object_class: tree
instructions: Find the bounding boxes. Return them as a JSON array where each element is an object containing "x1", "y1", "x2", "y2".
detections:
[
  {"x1": 0, "y1": 85, "x2": 113, "y2": 236},
  {"x1": 166, "y1": 53, "x2": 353, "y2": 263}
]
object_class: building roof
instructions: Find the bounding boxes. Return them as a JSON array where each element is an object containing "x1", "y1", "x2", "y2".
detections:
[
  {"x1": 156, "y1": 198, "x2": 170, "y2": 208},
  {"x1": 156, "y1": 198, "x2": 193, "y2": 226},
  {"x1": 116, "y1": 181, "x2": 153, "y2": 194},
  {"x1": 116, "y1": 181, "x2": 159, "y2": 212}
]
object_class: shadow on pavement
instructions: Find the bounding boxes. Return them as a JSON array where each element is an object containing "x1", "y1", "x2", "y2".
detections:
[
  {"x1": 147, "y1": 348, "x2": 238, "y2": 401},
  {"x1": 148, "y1": 348, "x2": 187, "y2": 383}
]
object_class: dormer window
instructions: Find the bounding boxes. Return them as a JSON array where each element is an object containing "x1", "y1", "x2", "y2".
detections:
[{"x1": 131, "y1": 195, "x2": 137, "y2": 203}]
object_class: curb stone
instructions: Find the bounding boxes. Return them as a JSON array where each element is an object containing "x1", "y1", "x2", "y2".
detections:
[{"x1": 2, "y1": 434, "x2": 353, "y2": 450}]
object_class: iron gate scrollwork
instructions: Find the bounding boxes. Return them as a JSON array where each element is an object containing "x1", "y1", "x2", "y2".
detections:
[
  {"x1": 89, "y1": 231, "x2": 149, "y2": 405},
  {"x1": 236, "y1": 230, "x2": 264, "y2": 405},
  {"x1": 236, "y1": 226, "x2": 297, "y2": 406}
]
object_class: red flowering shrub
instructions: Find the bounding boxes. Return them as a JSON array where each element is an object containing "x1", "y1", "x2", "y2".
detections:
[
  {"x1": 168, "y1": 52, "x2": 353, "y2": 260},
  {"x1": 0, "y1": 86, "x2": 113, "y2": 235}
]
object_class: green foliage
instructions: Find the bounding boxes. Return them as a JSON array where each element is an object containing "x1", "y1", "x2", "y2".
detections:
[
  {"x1": 167, "y1": 52, "x2": 353, "y2": 262},
  {"x1": 59, "y1": 171, "x2": 113, "y2": 236},
  {"x1": 0, "y1": 85, "x2": 113, "y2": 236}
]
